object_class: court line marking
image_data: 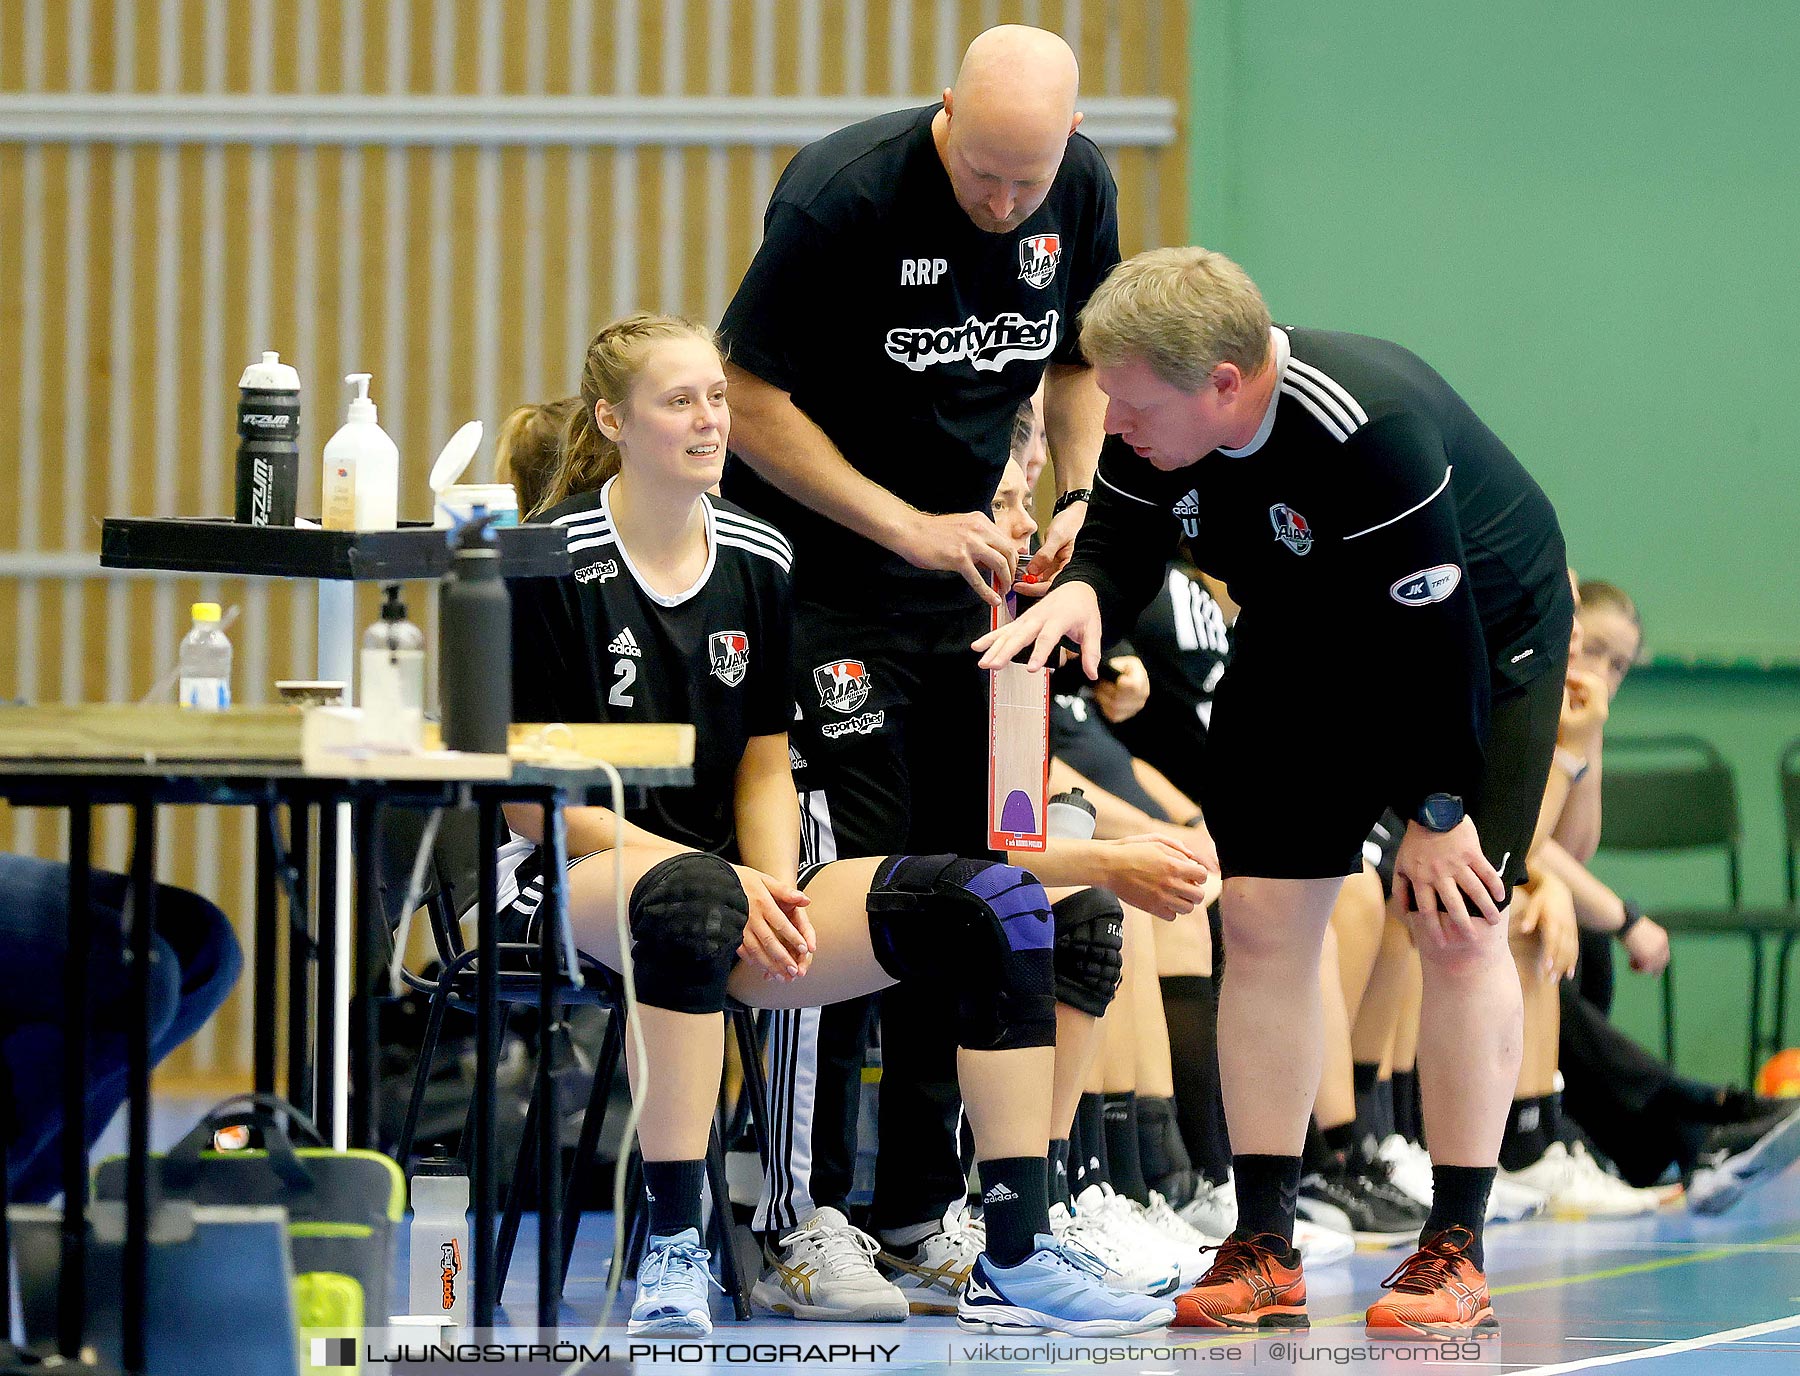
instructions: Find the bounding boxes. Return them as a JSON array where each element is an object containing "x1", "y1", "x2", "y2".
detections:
[
  {"x1": 1509, "y1": 1311, "x2": 1800, "y2": 1373},
  {"x1": 1170, "y1": 1228, "x2": 1800, "y2": 1349}
]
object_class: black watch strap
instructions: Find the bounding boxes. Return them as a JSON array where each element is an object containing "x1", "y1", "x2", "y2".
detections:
[
  {"x1": 1616, "y1": 899, "x2": 1645, "y2": 940},
  {"x1": 1053, "y1": 488, "x2": 1092, "y2": 516}
]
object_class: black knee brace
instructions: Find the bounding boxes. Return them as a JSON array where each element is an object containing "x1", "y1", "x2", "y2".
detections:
[
  {"x1": 1052, "y1": 887, "x2": 1126, "y2": 1017},
  {"x1": 865, "y1": 854, "x2": 1056, "y2": 1052},
  {"x1": 627, "y1": 852, "x2": 748, "y2": 1015}
]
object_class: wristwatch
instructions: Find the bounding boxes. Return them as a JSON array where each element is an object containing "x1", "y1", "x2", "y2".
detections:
[
  {"x1": 1553, "y1": 746, "x2": 1591, "y2": 784},
  {"x1": 1414, "y1": 793, "x2": 1466, "y2": 833},
  {"x1": 1052, "y1": 488, "x2": 1092, "y2": 517},
  {"x1": 1616, "y1": 898, "x2": 1645, "y2": 941}
]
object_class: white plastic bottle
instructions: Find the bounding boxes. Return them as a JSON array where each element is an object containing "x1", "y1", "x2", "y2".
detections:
[
  {"x1": 360, "y1": 584, "x2": 425, "y2": 749},
  {"x1": 408, "y1": 1157, "x2": 470, "y2": 1325},
  {"x1": 1046, "y1": 787, "x2": 1098, "y2": 840},
  {"x1": 177, "y1": 602, "x2": 233, "y2": 710},
  {"x1": 322, "y1": 372, "x2": 400, "y2": 531}
]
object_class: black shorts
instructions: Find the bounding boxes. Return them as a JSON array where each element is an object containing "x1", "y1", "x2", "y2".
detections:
[
  {"x1": 1201, "y1": 633, "x2": 1570, "y2": 908},
  {"x1": 789, "y1": 600, "x2": 994, "y2": 861}
]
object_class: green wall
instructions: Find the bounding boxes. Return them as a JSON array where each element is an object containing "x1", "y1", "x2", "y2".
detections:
[
  {"x1": 1187, "y1": 2, "x2": 1800, "y2": 1083},
  {"x1": 1188, "y1": 0, "x2": 1800, "y2": 662}
]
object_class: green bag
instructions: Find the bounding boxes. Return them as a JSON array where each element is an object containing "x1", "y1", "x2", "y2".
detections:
[{"x1": 94, "y1": 1094, "x2": 403, "y2": 1369}]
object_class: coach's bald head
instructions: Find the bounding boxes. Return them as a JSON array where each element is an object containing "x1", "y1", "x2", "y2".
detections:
[{"x1": 934, "y1": 26, "x2": 1083, "y2": 233}]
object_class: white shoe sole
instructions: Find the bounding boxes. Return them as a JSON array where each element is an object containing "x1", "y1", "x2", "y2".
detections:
[
  {"x1": 956, "y1": 1303, "x2": 1176, "y2": 1337},
  {"x1": 750, "y1": 1278, "x2": 909, "y2": 1322},
  {"x1": 628, "y1": 1308, "x2": 712, "y2": 1337}
]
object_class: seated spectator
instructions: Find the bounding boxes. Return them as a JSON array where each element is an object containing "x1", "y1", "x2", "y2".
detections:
[
  {"x1": 495, "y1": 395, "x2": 580, "y2": 521},
  {"x1": 2, "y1": 853, "x2": 242, "y2": 1201},
  {"x1": 1496, "y1": 578, "x2": 1800, "y2": 1213}
]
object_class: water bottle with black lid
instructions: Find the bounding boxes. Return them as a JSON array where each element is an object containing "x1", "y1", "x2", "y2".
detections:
[{"x1": 235, "y1": 350, "x2": 301, "y2": 526}]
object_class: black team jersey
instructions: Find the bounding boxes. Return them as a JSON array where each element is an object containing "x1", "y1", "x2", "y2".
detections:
[
  {"x1": 508, "y1": 479, "x2": 795, "y2": 856},
  {"x1": 719, "y1": 104, "x2": 1121, "y2": 614},
  {"x1": 1063, "y1": 326, "x2": 1568, "y2": 816},
  {"x1": 1108, "y1": 564, "x2": 1233, "y2": 803}
]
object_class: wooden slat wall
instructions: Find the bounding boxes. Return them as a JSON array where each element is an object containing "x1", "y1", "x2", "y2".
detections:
[{"x1": 0, "y1": 0, "x2": 1188, "y2": 1086}]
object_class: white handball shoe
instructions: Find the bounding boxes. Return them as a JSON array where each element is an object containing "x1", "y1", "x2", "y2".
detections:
[
  {"x1": 1501, "y1": 1142, "x2": 1661, "y2": 1218},
  {"x1": 750, "y1": 1206, "x2": 910, "y2": 1321}
]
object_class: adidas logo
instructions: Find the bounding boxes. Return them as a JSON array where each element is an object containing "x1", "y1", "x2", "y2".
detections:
[
  {"x1": 607, "y1": 627, "x2": 642, "y2": 657},
  {"x1": 1173, "y1": 489, "x2": 1200, "y2": 516},
  {"x1": 982, "y1": 1181, "x2": 1020, "y2": 1205}
]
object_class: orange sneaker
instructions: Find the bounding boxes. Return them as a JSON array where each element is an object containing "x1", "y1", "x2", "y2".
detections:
[
  {"x1": 1171, "y1": 1235, "x2": 1307, "y2": 1330},
  {"x1": 1365, "y1": 1228, "x2": 1499, "y2": 1339}
]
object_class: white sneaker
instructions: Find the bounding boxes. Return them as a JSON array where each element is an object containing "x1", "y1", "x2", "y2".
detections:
[
  {"x1": 876, "y1": 1204, "x2": 985, "y2": 1315},
  {"x1": 1377, "y1": 1134, "x2": 1547, "y2": 1222},
  {"x1": 1079, "y1": 1184, "x2": 1207, "y2": 1286},
  {"x1": 1048, "y1": 1200, "x2": 1180, "y2": 1296},
  {"x1": 1375, "y1": 1135, "x2": 1434, "y2": 1209},
  {"x1": 1177, "y1": 1175, "x2": 1237, "y2": 1238},
  {"x1": 1145, "y1": 1189, "x2": 1224, "y2": 1249},
  {"x1": 1293, "y1": 1218, "x2": 1355, "y2": 1266},
  {"x1": 1501, "y1": 1142, "x2": 1661, "y2": 1218},
  {"x1": 750, "y1": 1207, "x2": 910, "y2": 1321},
  {"x1": 1488, "y1": 1174, "x2": 1550, "y2": 1222}
]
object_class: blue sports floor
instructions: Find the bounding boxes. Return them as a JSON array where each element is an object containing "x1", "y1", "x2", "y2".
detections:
[{"x1": 454, "y1": 1172, "x2": 1800, "y2": 1375}]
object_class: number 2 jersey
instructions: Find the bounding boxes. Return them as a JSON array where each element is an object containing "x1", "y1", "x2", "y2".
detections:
[
  {"x1": 1062, "y1": 325, "x2": 1569, "y2": 818},
  {"x1": 507, "y1": 477, "x2": 795, "y2": 857}
]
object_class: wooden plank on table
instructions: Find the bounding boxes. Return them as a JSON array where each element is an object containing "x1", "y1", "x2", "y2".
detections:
[
  {"x1": 0, "y1": 705, "x2": 305, "y2": 760},
  {"x1": 421, "y1": 721, "x2": 697, "y2": 769},
  {"x1": 0, "y1": 707, "x2": 695, "y2": 771}
]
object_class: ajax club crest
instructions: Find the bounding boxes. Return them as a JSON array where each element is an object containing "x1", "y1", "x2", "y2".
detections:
[
  {"x1": 709, "y1": 631, "x2": 750, "y2": 687},
  {"x1": 1018, "y1": 234, "x2": 1062, "y2": 289},
  {"x1": 1269, "y1": 503, "x2": 1313, "y2": 556},
  {"x1": 813, "y1": 659, "x2": 871, "y2": 714}
]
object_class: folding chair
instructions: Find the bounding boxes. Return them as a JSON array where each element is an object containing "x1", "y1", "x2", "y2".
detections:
[{"x1": 1599, "y1": 734, "x2": 1800, "y2": 1084}]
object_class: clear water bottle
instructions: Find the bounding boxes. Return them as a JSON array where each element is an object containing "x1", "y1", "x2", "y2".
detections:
[
  {"x1": 408, "y1": 1156, "x2": 469, "y2": 1325},
  {"x1": 177, "y1": 602, "x2": 232, "y2": 710}
]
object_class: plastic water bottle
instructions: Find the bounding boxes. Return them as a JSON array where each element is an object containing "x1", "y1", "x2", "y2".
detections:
[
  {"x1": 1046, "y1": 787, "x2": 1098, "y2": 840},
  {"x1": 408, "y1": 1157, "x2": 469, "y2": 1325},
  {"x1": 235, "y1": 351, "x2": 301, "y2": 527},
  {"x1": 177, "y1": 602, "x2": 233, "y2": 710}
]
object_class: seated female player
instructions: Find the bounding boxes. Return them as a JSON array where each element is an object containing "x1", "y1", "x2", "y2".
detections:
[{"x1": 500, "y1": 313, "x2": 1176, "y2": 1339}]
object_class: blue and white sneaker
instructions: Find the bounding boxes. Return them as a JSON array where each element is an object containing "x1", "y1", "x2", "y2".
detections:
[
  {"x1": 956, "y1": 1234, "x2": 1177, "y2": 1336},
  {"x1": 1689, "y1": 1102, "x2": 1800, "y2": 1215},
  {"x1": 629, "y1": 1228, "x2": 723, "y2": 1336}
]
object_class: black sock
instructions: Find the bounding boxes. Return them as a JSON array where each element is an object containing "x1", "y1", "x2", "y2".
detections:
[
  {"x1": 1073, "y1": 1093, "x2": 1110, "y2": 1192},
  {"x1": 1232, "y1": 1153, "x2": 1301, "y2": 1247},
  {"x1": 1103, "y1": 1093, "x2": 1151, "y2": 1205},
  {"x1": 643, "y1": 1158, "x2": 706, "y2": 1239},
  {"x1": 1301, "y1": 1118, "x2": 1334, "y2": 1173},
  {"x1": 1392, "y1": 1069, "x2": 1422, "y2": 1145},
  {"x1": 1160, "y1": 974, "x2": 1232, "y2": 1184},
  {"x1": 979, "y1": 1157, "x2": 1049, "y2": 1268},
  {"x1": 1370, "y1": 1077, "x2": 1396, "y2": 1146},
  {"x1": 1423, "y1": 1166, "x2": 1493, "y2": 1269},
  {"x1": 1137, "y1": 1096, "x2": 1195, "y2": 1203},
  {"x1": 1352, "y1": 1062, "x2": 1394, "y2": 1148},
  {"x1": 1499, "y1": 1094, "x2": 1556, "y2": 1172},
  {"x1": 1047, "y1": 1139, "x2": 1073, "y2": 1212},
  {"x1": 1321, "y1": 1120, "x2": 1357, "y2": 1165}
]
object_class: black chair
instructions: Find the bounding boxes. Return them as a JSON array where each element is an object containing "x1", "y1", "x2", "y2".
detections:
[
  {"x1": 1598, "y1": 734, "x2": 1800, "y2": 1084},
  {"x1": 378, "y1": 805, "x2": 771, "y2": 1318},
  {"x1": 1774, "y1": 739, "x2": 1800, "y2": 1057}
]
